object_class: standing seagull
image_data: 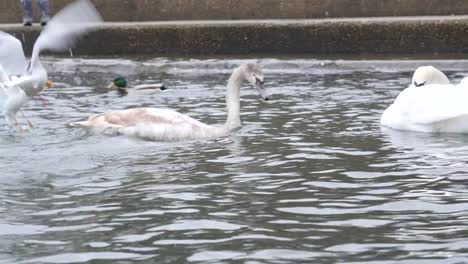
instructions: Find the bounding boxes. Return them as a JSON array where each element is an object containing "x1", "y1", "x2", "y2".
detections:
[{"x1": 0, "y1": 0, "x2": 102, "y2": 134}]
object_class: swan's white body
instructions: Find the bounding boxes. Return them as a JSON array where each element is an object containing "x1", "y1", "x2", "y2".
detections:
[
  {"x1": 381, "y1": 66, "x2": 468, "y2": 133},
  {"x1": 74, "y1": 108, "x2": 227, "y2": 141},
  {"x1": 0, "y1": 0, "x2": 102, "y2": 131},
  {"x1": 71, "y1": 63, "x2": 268, "y2": 141}
]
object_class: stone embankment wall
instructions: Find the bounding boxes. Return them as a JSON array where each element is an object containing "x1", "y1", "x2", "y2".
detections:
[{"x1": 1, "y1": 0, "x2": 468, "y2": 23}]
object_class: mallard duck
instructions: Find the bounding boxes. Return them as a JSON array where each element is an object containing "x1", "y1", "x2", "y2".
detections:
[
  {"x1": 70, "y1": 63, "x2": 269, "y2": 141},
  {"x1": 108, "y1": 77, "x2": 167, "y2": 96}
]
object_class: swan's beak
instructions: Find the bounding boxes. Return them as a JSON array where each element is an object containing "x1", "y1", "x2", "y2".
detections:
[
  {"x1": 108, "y1": 82, "x2": 117, "y2": 89},
  {"x1": 255, "y1": 79, "x2": 269, "y2": 101},
  {"x1": 413, "y1": 81, "x2": 427, "y2": 87},
  {"x1": 44, "y1": 80, "x2": 54, "y2": 89}
]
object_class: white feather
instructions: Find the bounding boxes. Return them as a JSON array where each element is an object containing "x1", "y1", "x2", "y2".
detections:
[
  {"x1": 30, "y1": 0, "x2": 103, "y2": 70},
  {"x1": 0, "y1": 32, "x2": 27, "y2": 76},
  {"x1": 411, "y1": 66, "x2": 450, "y2": 86},
  {"x1": 381, "y1": 84, "x2": 468, "y2": 133}
]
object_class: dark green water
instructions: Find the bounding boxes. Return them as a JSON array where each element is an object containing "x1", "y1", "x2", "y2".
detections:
[{"x1": 1, "y1": 58, "x2": 468, "y2": 263}]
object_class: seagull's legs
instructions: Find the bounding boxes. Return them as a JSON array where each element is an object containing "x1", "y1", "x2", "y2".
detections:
[
  {"x1": 5, "y1": 113, "x2": 24, "y2": 136},
  {"x1": 16, "y1": 122, "x2": 24, "y2": 136},
  {"x1": 12, "y1": 115, "x2": 24, "y2": 136},
  {"x1": 21, "y1": 111, "x2": 33, "y2": 129}
]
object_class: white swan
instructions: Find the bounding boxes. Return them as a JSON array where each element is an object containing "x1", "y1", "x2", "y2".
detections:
[
  {"x1": 380, "y1": 66, "x2": 468, "y2": 133},
  {"x1": 411, "y1": 66, "x2": 450, "y2": 87},
  {"x1": 70, "y1": 63, "x2": 269, "y2": 141},
  {"x1": 0, "y1": 0, "x2": 102, "y2": 134},
  {"x1": 458, "y1": 77, "x2": 468, "y2": 87}
]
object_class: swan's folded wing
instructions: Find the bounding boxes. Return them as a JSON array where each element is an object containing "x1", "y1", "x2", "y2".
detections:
[
  {"x1": 0, "y1": 31, "x2": 27, "y2": 76},
  {"x1": 390, "y1": 84, "x2": 468, "y2": 125},
  {"x1": 143, "y1": 108, "x2": 212, "y2": 128}
]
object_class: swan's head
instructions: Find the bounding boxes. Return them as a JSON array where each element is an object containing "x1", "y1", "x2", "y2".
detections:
[
  {"x1": 411, "y1": 66, "x2": 450, "y2": 87},
  {"x1": 242, "y1": 63, "x2": 268, "y2": 101}
]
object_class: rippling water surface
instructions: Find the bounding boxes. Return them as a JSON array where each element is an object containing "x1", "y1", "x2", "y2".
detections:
[{"x1": 1, "y1": 58, "x2": 468, "y2": 263}]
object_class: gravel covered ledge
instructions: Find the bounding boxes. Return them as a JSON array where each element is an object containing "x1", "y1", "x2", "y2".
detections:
[{"x1": 2, "y1": 16, "x2": 468, "y2": 56}]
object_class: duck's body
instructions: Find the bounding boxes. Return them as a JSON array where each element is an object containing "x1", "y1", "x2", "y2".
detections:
[
  {"x1": 108, "y1": 77, "x2": 166, "y2": 96},
  {"x1": 381, "y1": 66, "x2": 468, "y2": 133},
  {"x1": 71, "y1": 63, "x2": 268, "y2": 141},
  {"x1": 116, "y1": 84, "x2": 166, "y2": 96}
]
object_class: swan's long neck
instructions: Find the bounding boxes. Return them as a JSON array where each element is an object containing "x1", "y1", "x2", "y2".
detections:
[{"x1": 224, "y1": 68, "x2": 244, "y2": 131}]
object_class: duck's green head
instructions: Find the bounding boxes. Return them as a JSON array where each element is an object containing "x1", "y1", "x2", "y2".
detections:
[{"x1": 108, "y1": 77, "x2": 127, "y2": 89}]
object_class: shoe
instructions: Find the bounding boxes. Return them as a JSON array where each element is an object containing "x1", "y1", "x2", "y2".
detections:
[
  {"x1": 23, "y1": 21, "x2": 32, "y2": 26},
  {"x1": 41, "y1": 22, "x2": 47, "y2": 26}
]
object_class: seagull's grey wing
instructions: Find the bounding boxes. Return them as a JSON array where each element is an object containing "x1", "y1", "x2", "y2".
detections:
[
  {"x1": 30, "y1": 0, "x2": 103, "y2": 69},
  {"x1": 0, "y1": 31, "x2": 27, "y2": 76}
]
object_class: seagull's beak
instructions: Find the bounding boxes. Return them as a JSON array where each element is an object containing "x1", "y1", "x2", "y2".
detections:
[
  {"x1": 44, "y1": 80, "x2": 54, "y2": 89},
  {"x1": 108, "y1": 82, "x2": 117, "y2": 89}
]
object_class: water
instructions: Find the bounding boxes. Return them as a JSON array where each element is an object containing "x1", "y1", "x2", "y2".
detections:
[{"x1": 1, "y1": 57, "x2": 468, "y2": 263}]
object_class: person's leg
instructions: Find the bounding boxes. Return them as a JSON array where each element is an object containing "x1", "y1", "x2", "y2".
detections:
[
  {"x1": 20, "y1": 0, "x2": 33, "y2": 26},
  {"x1": 37, "y1": 0, "x2": 50, "y2": 26}
]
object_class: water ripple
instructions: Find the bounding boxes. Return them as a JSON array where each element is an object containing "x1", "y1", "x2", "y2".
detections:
[{"x1": 1, "y1": 58, "x2": 468, "y2": 263}]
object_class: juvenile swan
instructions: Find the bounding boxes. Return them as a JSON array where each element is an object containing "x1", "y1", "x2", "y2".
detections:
[{"x1": 70, "y1": 63, "x2": 268, "y2": 141}]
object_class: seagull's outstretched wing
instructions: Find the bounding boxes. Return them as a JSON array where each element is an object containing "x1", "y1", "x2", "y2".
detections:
[
  {"x1": 0, "y1": 32, "x2": 27, "y2": 76},
  {"x1": 0, "y1": 64, "x2": 11, "y2": 108},
  {"x1": 30, "y1": 0, "x2": 103, "y2": 69}
]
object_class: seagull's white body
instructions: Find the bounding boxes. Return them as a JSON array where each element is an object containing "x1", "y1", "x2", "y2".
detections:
[
  {"x1": 381, "y1": 66, "x2": 468, "y2": 133},
  {"x1": 0, "y1": 74, "x2": 28, "y2": 127},
  {"x1": 0, "y1": 0, "x2": 102, "y2": 132},
  {"x1": 71, "y1": 63, "x2": 269, "y2": 141}
]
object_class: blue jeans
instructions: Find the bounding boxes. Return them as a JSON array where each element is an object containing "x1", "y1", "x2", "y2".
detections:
[{"x1": 21, "y1": 0, "x2": 49, "y2": 23}]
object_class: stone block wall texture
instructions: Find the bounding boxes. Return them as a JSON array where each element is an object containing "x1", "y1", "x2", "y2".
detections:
[
  {"x1": 1, "y1": 0, "x2": 468, "y2": 23},
  {"x1": 3, "y1": 18, "x2": 468, "y2": 56}
]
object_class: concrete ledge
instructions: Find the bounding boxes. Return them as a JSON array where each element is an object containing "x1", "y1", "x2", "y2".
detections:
[
  {"x1": 2, "y1": 17, "x2": 468, "y2": 56},
  {"x1": 2, "y1": 0, "x2": 468, "y2": 23}
]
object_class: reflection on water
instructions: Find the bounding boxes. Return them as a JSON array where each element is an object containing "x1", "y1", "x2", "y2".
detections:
[{"x1": 1, "y1": 58, "x2": 468, "y2": 263}]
